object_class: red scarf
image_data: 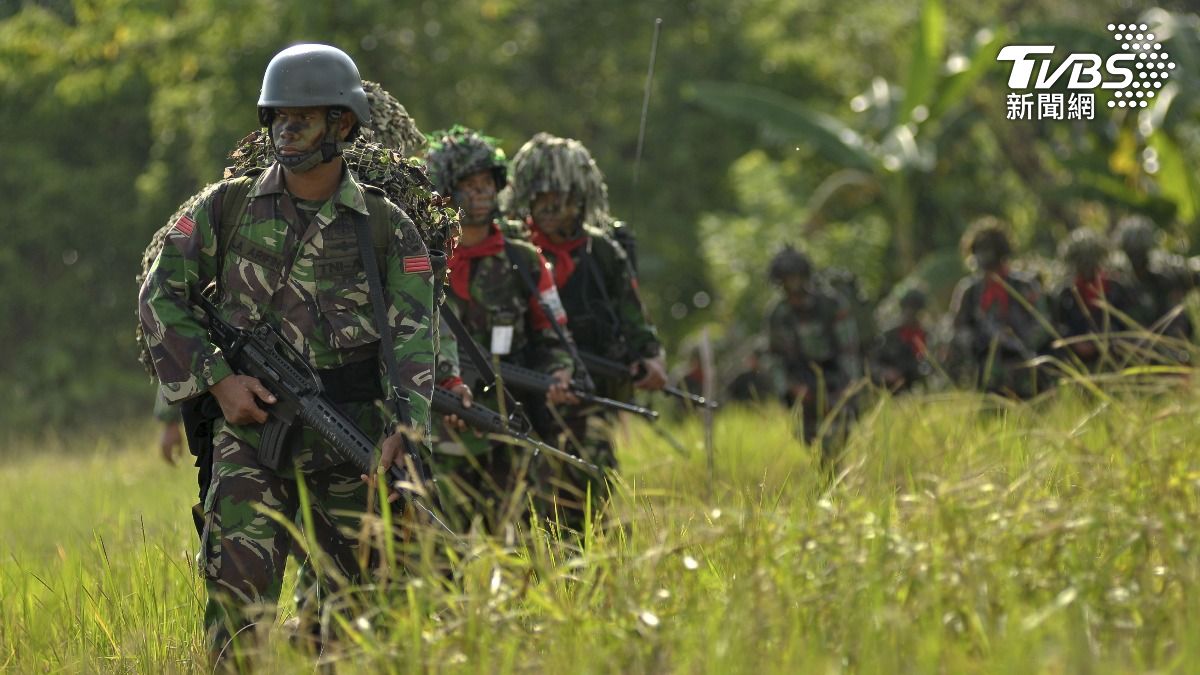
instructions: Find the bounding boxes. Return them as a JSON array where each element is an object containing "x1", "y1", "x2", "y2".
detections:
[
  {"x1": 979, "y1": 266, "x2": 1011, "y2": 315},
  {"x1": 529, "y1": 220, "x2": 588, "y2": 287},
  {"x1": 898, "y1": 324, "x2": 927, "y2": 358},
  {"x1": 447, "y1": 224, "x2": 505, "y2": 301},
  {"x1": 1074, "y1": 272, "x2": 1111, "y2": 309}
]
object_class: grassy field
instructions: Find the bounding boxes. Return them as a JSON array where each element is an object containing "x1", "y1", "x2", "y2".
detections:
[{"x1": 3, "y1": 385, "x2": 1200, "y2": 673}]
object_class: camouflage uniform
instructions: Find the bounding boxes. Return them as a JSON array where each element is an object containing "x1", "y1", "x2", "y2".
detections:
[
  {"x1": 765, "y1": 294, "x2": 862, "y2": 446},
  {"x1": 139, "y1": 46, "x2": 435, "y2": 656},
  {"x1": 1050, "y1": 228, "x2": 1135, "y2": 368},
  {"x1": 507, "y1": 133, "x2": 662, "y2": 522},
  {"x1": 949, "y1": 219, "x2": 1049, "y2": 398},
  {"x1": 869, "y1": 288, "x2": 929, "y2": 393},
  {"x1": 1116, "y1": 217, "x2": 1194, "y2": 343}
]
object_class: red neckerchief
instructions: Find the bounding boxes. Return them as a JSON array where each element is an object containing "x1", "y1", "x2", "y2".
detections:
[
  {"x1": 1075, "y1": 272, "x2": 1111, "y2": 309},
  {"x1": 447, "y1": 223, "x2": 505, "y2": 301},
  {"x1": 898, "y1": 324, "x2": 927, "y2": 358},
  {"x1": 529, "y1": 219, "x2": 588, "y2": 287},
  {"x1": 979, "y1": 266, "x2": 1011, "y2": 315}
]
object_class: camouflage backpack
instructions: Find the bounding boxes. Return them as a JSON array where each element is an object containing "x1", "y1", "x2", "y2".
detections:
[{"x1": 136, "y1": 81, "x2": 460, "y2": 376}]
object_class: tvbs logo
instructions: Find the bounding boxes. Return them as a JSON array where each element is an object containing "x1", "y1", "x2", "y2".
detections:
[{"x1": 997, "y1": 23, "x2": 1175, "y2": 118}]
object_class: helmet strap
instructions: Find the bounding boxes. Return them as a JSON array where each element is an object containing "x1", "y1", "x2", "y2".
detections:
[{"x1": 273, "y1": 109, "x2": 347, "y2": 174}]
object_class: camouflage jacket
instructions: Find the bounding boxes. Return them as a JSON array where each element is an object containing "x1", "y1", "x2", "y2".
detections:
[
  {"x1": 949, "y1": 269, "x2": 1049, "y2": 361},
  {"x1": 139, "y1": 163, "x2": 436, "y2": 443},
  {"x1": 1050, "y1": 273, "x2": 1135, "y2": 339},
  {"x1": 529, "y1": 222, "x2": 661, "y2": 363},
  {"x1": 869, "y1": 322, "x2": 927, "y2": 390},
  {"x1": 765, "y1": 289, "x2": 862, "y2": 394},
  {"x1": 436, "y1": 221, "x2": 574, "y2": 385}
]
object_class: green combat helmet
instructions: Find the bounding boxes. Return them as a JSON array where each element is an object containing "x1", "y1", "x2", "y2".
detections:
[
  {"x1": 1059, "y1": 228, "x2": 1110, "y2": 275},
  {"x1": 961, "y1": 216, "x2": 1013, "y2": 270},
  {"x1": 505, "y1": 132, "x2": 611, "y2": 227},
  {"x1": 424, "y1": 125, "x2": 508, "y2": 198},
  {"x1": 257, "y1": 43, "x2": 371, "y2": 173},
  {"x1": 360, "y1": 80, "x2": 427, "y2": 157},
  {"x1": 768, "y1": 245, "x2": 813, "y2": 284}
]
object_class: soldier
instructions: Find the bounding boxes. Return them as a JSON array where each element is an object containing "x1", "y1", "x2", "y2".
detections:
[
  {"x1": 726, "y1": 340, "x2": 773, "y2": 403},
  {"x1": 139, "y1": 44, "x2": 436, "y2": 661},
  {"x1": 424, "y1": 126, "x2": 576, "y2": 529},
  {"x1": 1115, "y1": 216, "x2": 1193, "y2": 341},
  {"x1": 505, "y1": 133, "x2": 667, "y2": 525},
  {"x1": 764, "y1": 245, "x2": 861, "y2": 454},
  {"x1": 1051, "y1": 228, "x2": 1135, "y2": 368},
  {"x1": 949, "y1": 217, "x2": 1050, "y2": 398},
  {"x1": 869, "y1": 287, "x2": 930, "y2": 393}
]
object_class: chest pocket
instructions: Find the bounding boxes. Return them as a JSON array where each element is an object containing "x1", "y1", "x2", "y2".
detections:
[
  {"x1": 314, "y1": 224, "x2": 380, "y2": 350},
  {"x1": 221, "y1": 226, "x2": 288, "y2": 323},
  {"x1": 464, "y1": 257, "x2": 529, "y2": 350}
]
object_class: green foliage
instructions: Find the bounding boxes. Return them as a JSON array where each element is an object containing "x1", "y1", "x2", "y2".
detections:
[{"x1": 7, "y1": 386, "x2": 1200, "y2": 671}]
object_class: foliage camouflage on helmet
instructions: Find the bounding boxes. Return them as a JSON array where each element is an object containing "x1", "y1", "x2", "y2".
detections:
[
  {"x1": 960, "y1": 216, "x2": 1013, "y2": 261},
  {"x1": 768, "y1": 245, "x2": 813, "y2": 282},
  {"x1": 505, "y1": 132, "x2": 611, "y2": 227},
  {"x1": 1115, "y1": 215, "x2": 1159, "y2": 255},
  {"x1": 424, "y1": 125, "x2": 507, "y2": 197},
  {"x1": 1059, "y1": 228, "x2": 1110, "y2": 273},
  {"x1": 135, "y1": 83, "x2": 459, "y2": 376},
  {"x1": 358, "y1": 80, "x2": 428, "y2": 157}
]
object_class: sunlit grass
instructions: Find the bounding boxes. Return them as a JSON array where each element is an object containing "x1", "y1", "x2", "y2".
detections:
[{"x1": 3, "y1": 380, "x2": 1200, "y2": 672}]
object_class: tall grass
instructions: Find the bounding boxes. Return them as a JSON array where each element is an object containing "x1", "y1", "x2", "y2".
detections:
[{"x1": 3, "y1": 382, "x2": 1200, "y2": 672}]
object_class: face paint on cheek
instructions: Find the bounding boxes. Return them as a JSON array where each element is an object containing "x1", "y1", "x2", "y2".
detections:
[{"x1": 272, "y1": 117, "x2": 326, "y2": 153}]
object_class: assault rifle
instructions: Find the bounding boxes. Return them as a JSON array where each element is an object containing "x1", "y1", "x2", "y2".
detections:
[
  {"x1": 193, "y1": 294, "x2": 454, "y2": 534},
  {"x1": 459, "y1": 354, "x2": 659, "y2": 421},
  {"x1": 577, "y1": 350, "x2": 719, "y2": 410},
  {"x1": 432, "y1": 387, "x2": 600, "y2": 474}
]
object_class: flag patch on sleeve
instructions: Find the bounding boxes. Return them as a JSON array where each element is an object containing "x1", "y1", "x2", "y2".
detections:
[
  {"x1": 403, "y1": 255, "x2": 432, "y2": 273},
  {"x1": 173, "y1": 214, "x2": 196, "y2": 237}
]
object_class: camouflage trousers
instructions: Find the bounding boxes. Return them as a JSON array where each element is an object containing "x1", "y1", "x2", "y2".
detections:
[
  {"x1": 200, "y1": 401, "x2": 383, "y2": 658},
  {"x1": 430, "y1": 436, "x2": 545, "y2": 533}
]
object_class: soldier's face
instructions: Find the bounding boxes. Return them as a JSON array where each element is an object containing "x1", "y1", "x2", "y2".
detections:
[
  {"x1": 782, "y1": 274, "x2": 809, "y2": 298},
  {"x1": 454, "y1": 170, "x2": 498, "y2": 226},
  {"x1": 973, "y1": 246, "x2": 1003, "y2": 272},
  {"x1": 272, "y1": 107, "x2": 329, "y2": 156},
  {"x1": 531, "y1": 191, "x2": 582, "y2": 237}
]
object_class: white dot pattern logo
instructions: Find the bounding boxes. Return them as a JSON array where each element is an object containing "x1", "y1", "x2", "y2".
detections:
[{"x1": 1109, "y1": 21, "x2": 1172, "y2": 109}]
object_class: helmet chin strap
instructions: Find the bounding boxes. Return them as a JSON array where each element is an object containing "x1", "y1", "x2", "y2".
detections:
[{"x1": 273, "y1": 110, "x2": 347, "y2": 173}]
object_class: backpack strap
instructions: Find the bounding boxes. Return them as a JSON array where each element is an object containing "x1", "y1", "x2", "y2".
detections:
[{"x1": 363, "y1": 185, "x2": 394, "y2": 273}]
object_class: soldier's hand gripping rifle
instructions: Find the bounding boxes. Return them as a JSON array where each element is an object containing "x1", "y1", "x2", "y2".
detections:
[
  {"x1": 578, "y1": 350, "x2": 719, "y2": 410},
  {"x1": 432, "y1": 387, "x2": 601, "y2": 474},
  {"x1": 460, "y1": 353, "x2": 659, "y2": 421},
  {"x1": 192, "y1": 294, "x2": 454, "y2": 534}
]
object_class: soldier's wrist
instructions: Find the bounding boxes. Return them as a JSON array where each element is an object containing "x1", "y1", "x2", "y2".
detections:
[{"x1": 201, "y1": 357, "x2": 234, "y2": 391}]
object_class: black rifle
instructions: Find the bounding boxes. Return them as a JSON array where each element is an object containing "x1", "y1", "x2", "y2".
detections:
[
  {"x1": 192, "y1": 294, "x2": 454, "y2": 534},
  {"x1": 459, "y1": 354, "x2": 659, "y2": 421},
  {"x1": 432, "y1": 387, "x2": 600, "y2": 474},
  {"x1": 578, "y1": 350, "x2": 719, "y2": 410}
]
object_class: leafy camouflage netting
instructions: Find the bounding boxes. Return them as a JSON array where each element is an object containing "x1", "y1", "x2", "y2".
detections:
[
  {"x1": 136, "y1": 83, "x2": 459, "y2": 375},
  {"x1": 503, "y1": 132, "x2": 611, "y2": 228},
  {"x1": 358, "y1": 80, "x2": 428, "y2": 157},
  {"x1": 424, "y1": 125, "x2": 507, "y2": 197}
]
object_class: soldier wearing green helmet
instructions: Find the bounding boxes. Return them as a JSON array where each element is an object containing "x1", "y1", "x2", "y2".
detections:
[
  {"x1": 505, "y1": 132, "x2": 666, "y2": 527},
  {"x1": 424, "y1": 126, "x2": 576, "y2": 530},
  {"x1": 764, "y1": 245, "x2": 861, "y2": 455},
  {"x1": 139, "y1": 43, "x2": 436, "y2": 662},
  {"x1": 1050, "y1": 228, "x2": 1135, "y2": 367},
  {"x1": 948, "y1": 217, "x2": 1049, "y2": 398}
]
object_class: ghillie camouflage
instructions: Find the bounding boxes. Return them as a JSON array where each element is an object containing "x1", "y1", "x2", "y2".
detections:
[
  {"x1": 504, "y1": 132, "x2": 611, "y2": 228},
  {"x1": 359, "y1": 80, "x2": 428, "y2": 158},
  {"x1": 424, "y1": 125, "x2": 507, "y2": 198}
]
